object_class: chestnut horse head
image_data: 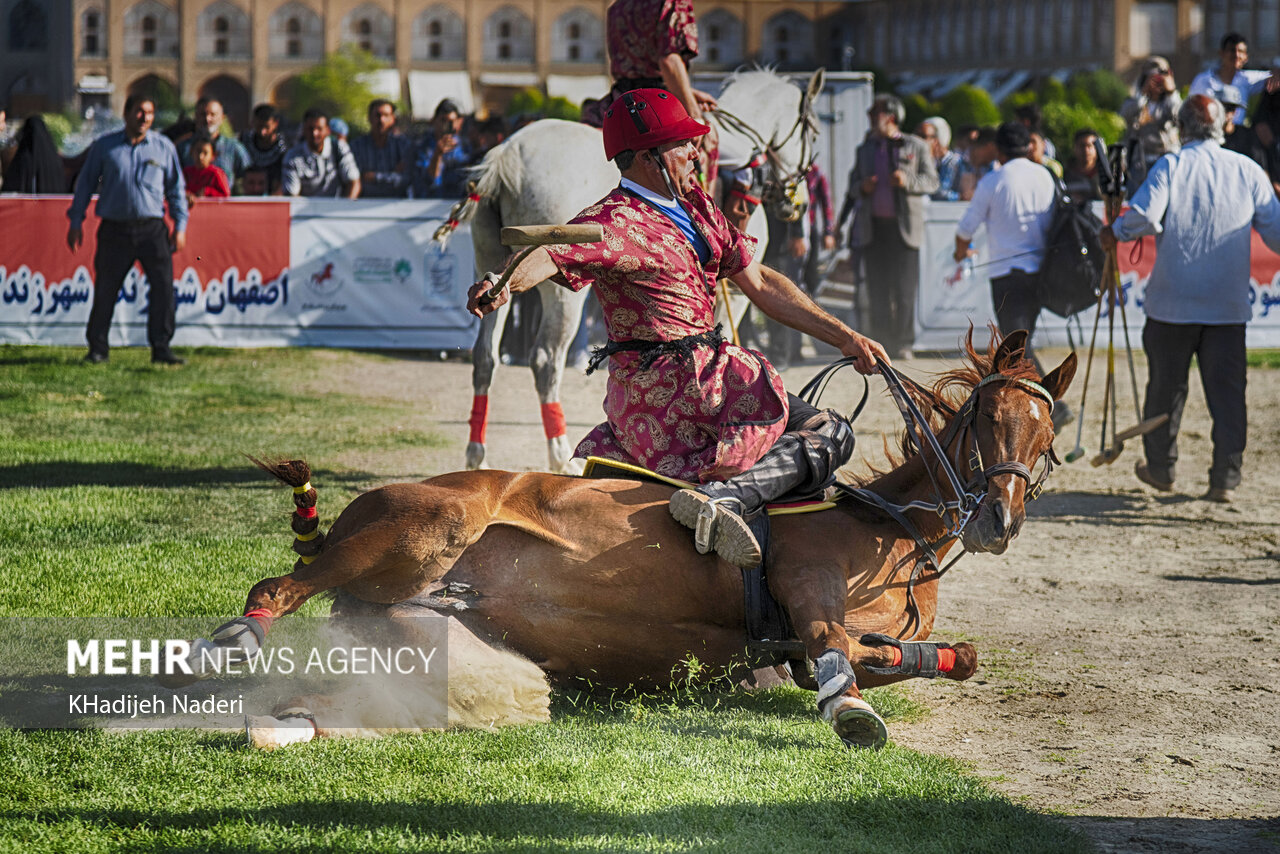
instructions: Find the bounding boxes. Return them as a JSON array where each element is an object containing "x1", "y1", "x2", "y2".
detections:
[{"x1": 874, "y1": 328, "x2": 1076, "y2": 557}]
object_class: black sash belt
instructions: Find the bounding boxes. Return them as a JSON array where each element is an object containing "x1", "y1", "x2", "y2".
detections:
[{"x1": 585, "y1": 324, "x2": 724, "y2": 375}]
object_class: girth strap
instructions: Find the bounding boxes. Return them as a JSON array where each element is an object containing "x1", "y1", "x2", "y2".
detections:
[{"x1": 740, "y1": 513, "x2": 804, "y2": 661}]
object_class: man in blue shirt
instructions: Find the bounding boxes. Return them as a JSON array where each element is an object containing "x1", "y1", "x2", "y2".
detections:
[
  {"x1": 1103, "y1": 94, "x2": 1280, "y2": 502},
  {"x1": 67, "y1": 93, "x2": 189, "y2": 365},
  {"x1": 351, "y1": 99, "x2": 414, "y2": 198}
]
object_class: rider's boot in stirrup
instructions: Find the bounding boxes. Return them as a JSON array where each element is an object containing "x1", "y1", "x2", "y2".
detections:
[{"x1": 669, "y1": 437, "x2": 808, "y2": 568}]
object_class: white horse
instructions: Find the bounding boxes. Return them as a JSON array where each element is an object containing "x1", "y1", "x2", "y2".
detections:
[{"x1": 440, "y1": 69, "x2": 823, "y2": 474}]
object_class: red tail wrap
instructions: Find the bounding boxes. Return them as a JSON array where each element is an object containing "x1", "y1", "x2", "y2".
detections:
[
  {"x1": 540, "y1": 402, "x2": 566, "y2": 439},
  {"x1": 468, "y1": 395, "x2": 489, "y2": 444}
]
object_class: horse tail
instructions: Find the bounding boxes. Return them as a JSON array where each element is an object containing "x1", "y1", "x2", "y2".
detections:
[
  {"x1": 432, "y1": 136, "x2": 525, "y2": 245},
  {"x1": 247, "y1": 456, "x2": 326, "y2": 566}
]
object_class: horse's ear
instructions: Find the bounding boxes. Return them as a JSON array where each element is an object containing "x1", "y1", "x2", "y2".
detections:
[
  {"x1": 1040, "y1": 352, "x2": 1078, "y2": 401},
  {"x1": 807, "y1": 69, "x2": 826, "y2": 103},
  {"x1": 994, "y1": 329, "x2": 1029, "y2": 369}
]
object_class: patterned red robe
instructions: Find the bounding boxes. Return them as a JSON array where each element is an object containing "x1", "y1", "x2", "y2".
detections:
[
  {"x1": 545, "y1": 185, "x2": 789, "y2": 483},
  {"x1": 606, "y1": 0, "x2": 698, "y2": 81}
]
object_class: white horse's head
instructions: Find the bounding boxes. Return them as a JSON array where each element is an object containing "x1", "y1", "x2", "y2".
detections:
[{"x1": 713, "y1": 68, "x2": 824, "y2": 223}]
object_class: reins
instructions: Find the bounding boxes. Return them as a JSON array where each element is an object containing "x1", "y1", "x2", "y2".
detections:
[
  {"x1": 804, "y1": 357, "x2": 1058, "y2": 639},
  {"x1": 712, "y1": 87, "x2": 818, "y2": 219}
]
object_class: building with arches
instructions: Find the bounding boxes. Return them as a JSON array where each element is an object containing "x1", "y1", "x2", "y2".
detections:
[{"x1": 2, "y1": 1, "x2": 1263, "y2": 122}]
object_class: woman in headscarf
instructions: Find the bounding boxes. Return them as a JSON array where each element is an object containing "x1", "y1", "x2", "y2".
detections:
[{"x1": 1, "y1": 115, "x2": 65, "y2": 193}]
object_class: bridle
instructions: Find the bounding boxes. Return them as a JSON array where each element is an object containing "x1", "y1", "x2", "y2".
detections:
[
  {"x1": 712, "y1": 79, "x2": 820, "y2": 222},
  {"x1": 804, "y1": 357, "x2": 1059, "y2": 638}
]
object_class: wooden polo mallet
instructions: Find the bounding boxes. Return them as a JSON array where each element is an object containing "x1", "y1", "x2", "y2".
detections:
[{"x1": 475, "y1": 224, "x2": 604, "y2": 307}]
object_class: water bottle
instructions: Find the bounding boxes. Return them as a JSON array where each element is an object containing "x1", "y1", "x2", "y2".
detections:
[{"x1": 960, "y1": 255, "x2": 974, "y2": 281}]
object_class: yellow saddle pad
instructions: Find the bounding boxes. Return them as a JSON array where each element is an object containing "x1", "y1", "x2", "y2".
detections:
[{"x1": 579, "y1": 456, "x2": 837, "y2": 516}]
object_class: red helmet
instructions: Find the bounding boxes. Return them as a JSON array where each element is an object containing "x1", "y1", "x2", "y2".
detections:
[{"x1": 601, "y1": 88, "x2": 710, "y2": 161}]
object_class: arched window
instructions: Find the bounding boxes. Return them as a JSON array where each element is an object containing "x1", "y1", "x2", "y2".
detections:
[
  {"x1": 197, "y1": 1, "x2": 249, "y2": 59},
  {"x1": 125, "y1": 1, "x2": 178, "y2": 58},
  {"x1": 341, "y1": 3, "x2": 394, "y2": 59},
  {"x1": 761, "y1": 11, "x2": 812, "y2": 67},
  {"x1": 82, "y1": 7, "x2": 105, "y2": 55},
  {"x1": 700, "y1": 8, "x2": 743, "y2": 65},
  {"x1": 552, "y1": 8, "x2": 602, "y2": 63},
  {"x1": 270, "y1": 2, "x2": 322, "y2": 59},
  {"x1": 484, "y1": 6, "x2": 533, "y2": 63},
  {"x1": 414, "y1": 4, "x2": 465, "y2": 61}
]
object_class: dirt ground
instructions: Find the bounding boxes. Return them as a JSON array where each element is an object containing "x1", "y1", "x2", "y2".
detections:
[{"x1": 320, "y1": 342, "x2": 1280, "y2": 854}]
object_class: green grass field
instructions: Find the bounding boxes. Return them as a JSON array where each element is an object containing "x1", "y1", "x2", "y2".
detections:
[{"x1": 0, "y1": 345, "x2": 1091, "y2": 853}]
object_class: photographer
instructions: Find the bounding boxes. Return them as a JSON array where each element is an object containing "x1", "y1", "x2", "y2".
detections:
[
  {"x1": 414, "y1": 99, "x2": 470, "y2": 198},
  {"x1": 1121, "y1": 56, "x2": 1182, "y2": 190},
  {"x1": 1103, "y1": 95, "x2": 1280, "y2": 502}
]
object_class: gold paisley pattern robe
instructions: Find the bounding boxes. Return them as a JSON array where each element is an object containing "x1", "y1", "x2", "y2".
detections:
[{"x1": 545, "y1": 185, "x2": 788, "y2": 482}]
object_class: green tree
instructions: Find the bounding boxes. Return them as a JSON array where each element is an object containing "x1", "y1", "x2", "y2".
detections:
[
  {"x1": 284, "y1": 46, "x2": 384, "y2": 134},
  {"x1": 40, "y1": 113, "x2": 73, "y2": 151},
  {"x1": 504, "y1": 88, "x2": 581, "y2": 121},
  {"x1": 937, "y1": 84, "x2": 1001, "y2": 129},
  {"x1": 1041, "y1": 102, "x2": 1125, "y2": 157},
  {"x1": 902, "y1": 92, "x2": 938, "y2": 133},
  {"x1": 1067, "y1": 69, "x2": 1129, "y2": 112}
]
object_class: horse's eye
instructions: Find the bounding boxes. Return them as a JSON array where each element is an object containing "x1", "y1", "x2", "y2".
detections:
[{"x1": 979, "y1": 408, "x2": 1000, "y2": 422}]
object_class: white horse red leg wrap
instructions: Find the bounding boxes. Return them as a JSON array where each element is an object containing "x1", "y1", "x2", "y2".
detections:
[
  {"x1": 540, "y1": 402, "x2": 566, "y2": 439},
  {"x1": 469, "y1": 395, "x2": 489, "y2": 444}
]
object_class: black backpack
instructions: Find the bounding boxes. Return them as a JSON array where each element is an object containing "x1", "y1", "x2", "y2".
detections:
[{"x1": 1038, "y1": 178, "x2": 1104, "y2": 318}]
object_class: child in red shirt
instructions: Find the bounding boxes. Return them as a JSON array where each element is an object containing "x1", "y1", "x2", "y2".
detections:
[{"x1": 182, "y1": 137, "x2": 230, "y2": 205}]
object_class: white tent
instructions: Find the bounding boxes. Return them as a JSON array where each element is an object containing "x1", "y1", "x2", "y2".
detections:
[{"x1": 407, "y1": 70, "x2": 476, "y2": 118}]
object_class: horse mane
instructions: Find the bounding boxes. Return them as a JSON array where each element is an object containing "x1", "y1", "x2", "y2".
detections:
[{"x1": 844, "y1": 326, "x2": 1041, "y2": 487}]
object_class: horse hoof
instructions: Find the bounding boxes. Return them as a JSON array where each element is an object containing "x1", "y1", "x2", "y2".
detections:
[
  {"x1": 245, "y1": 713, "x2": 316, "y2": 750},
  {"x1": 464, "y1": 442, "x2": 487, "y2": 471},
  {"x1": 829, "y1": 697, "x2": 888, "y2": 750}
]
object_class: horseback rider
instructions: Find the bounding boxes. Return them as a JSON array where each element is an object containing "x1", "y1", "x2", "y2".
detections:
[{"x1": 467, "y1": 89, "x2": 890, "y2": 567}]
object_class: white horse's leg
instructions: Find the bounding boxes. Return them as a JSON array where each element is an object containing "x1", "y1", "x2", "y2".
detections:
[
  {"x1": 467, "y1": 200, "x2": 512, "y2": 471},
  {"x1": 531, "y1": 281, "x2": 590, "y2": 474}
]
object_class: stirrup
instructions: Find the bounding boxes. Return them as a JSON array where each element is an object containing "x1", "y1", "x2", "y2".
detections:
[{"x1": 669, "y1": 490, "x2": 762, "y2": 568}]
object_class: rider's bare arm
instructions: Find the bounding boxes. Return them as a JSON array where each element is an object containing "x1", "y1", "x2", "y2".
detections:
[
  {"x1": 465, "y1": 246, "x2": 560, "y2": 318},
  {"x1": 729, "y1": 261, "x2": 891, "y2": 373},
  {"x1": 658, "y1": 54, "x2": 706, "y2": 122}
]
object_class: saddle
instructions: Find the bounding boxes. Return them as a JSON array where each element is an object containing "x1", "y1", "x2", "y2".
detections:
[{"x1": 581, "y1": 456, "x2": 834, "y2": 663}]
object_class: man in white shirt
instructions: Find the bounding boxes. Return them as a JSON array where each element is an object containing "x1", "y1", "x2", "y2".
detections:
[
  {"x1": 281, "y1": 109, "x2": 361, "y2": 199},
  {"x1": 1189, "y1": 32, "x2": 1273, "y2": 126},
  {"x1": 953, "y1": 122, "x2": 1068, "y2": 428}
]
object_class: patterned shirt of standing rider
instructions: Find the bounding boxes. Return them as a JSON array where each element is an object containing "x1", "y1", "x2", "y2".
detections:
[
  {"x1": 607, "y1": 0, "x2": 698, "y2": 83},
  {"x1": 541, "y1": 182, "x2": 789, "y2": 483}
]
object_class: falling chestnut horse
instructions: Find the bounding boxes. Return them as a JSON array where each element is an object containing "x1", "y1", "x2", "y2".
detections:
[{"x1": 174, "y1": 330, "x2": 1075, "y2": 749}]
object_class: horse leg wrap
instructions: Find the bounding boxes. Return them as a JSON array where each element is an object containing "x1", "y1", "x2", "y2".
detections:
[
  {"x1": 211, "y1": 615, "x2": 265, "y2": 660},
  {"x1": 859, "y1": 633, "x2": 954, "y2": 678},
  {"x1": 540, "y1": 402, "x2": 566, "y2": 439},
  {"x1": 468, "y1": 395, "x2": 489, "y2": 444},
  {"x1": 814, "y1": 648, "x2": 857, "y2": 719}
]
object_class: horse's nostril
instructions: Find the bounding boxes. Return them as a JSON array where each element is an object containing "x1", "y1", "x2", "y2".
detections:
[{"x1": 990, "y1": 506, "x2": 1007, "y2": 538}]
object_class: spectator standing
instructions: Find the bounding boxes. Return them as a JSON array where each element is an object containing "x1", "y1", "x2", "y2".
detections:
[
  {"x1": 919, "y1": 116, "x2": 962, "y2": 201},
  {"x1": 178, "y1": 97, "x2": 250, "y2": 184},
  {"x1": 1104, "y1": 95, "x2": 1280, "y2": 502},
  {"x1": 1121, "y1": 56, "x2": 1182, "y2": 187},
  {"x1": 281, "y1": 109, "x2": 361, "y2": 199},
  {"x1": 957, "y1": 126, "x2": 999, "y2": 201},
  {"x1": 953, "y1": 122, "x2": 1069, "y2": 428},
  {"x1": 1062, "y1": 127, "x2": 1103, "y2": 203},
  {"x1": 414, "y1": 99, "x2": 471, "y2": 198},
  {"x1": 66, "y1": 94, "x2": 188, "y2": 365},
  {"x1": 182, "y1": 137, "x2": 230, "y2": 203},
  {"x1": 841, "y1": 93, "x2": 938, "y2": 359},
  {"x1": 1029, "y1": 132, "x2": 1063, "y2": 178},
  {"x1": 238, "y1": 104, "x2": 287, "y2": 193},
  {"x1": 1, "y1": 115, "x2": 65, "y2": 193},
  {"x1": 1217, "y1": 85, "x2": 1264, "y2": 164},
  {"x1": 240, "y1": 167, "x2": 270, "y2": 196},
  {"x1": 1189, "y1": 33, "x2": 1273, "y2": 127},
  {"x1": 351, "y1": 99, "x2": 414, "y2": 198},
  {"x1": 1014, "y1": 104, "x2": 1057, "y2": 161}
]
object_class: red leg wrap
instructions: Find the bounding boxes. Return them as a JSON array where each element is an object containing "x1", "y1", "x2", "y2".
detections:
[
  {"x1": 937, "y1": 648, "x2": 956, "y2": 673},
  {"x1": 244, "y1": 607, "x2": 275, "y2": 633},
  {"x1": 540, "y1": 402, "x2": 566, "y2": 439},
  {"x1": 468, "y1": 395, "x2": 489, "y2": 444}
]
